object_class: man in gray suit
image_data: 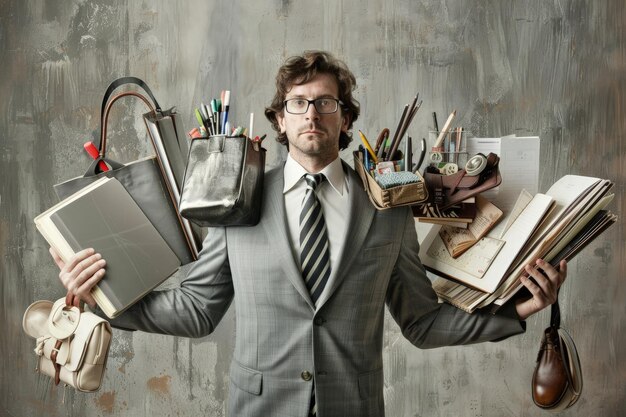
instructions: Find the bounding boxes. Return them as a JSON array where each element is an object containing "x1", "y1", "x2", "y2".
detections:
[{"x1": 51, "y1": 51, "x2": 566, "y2": 417}]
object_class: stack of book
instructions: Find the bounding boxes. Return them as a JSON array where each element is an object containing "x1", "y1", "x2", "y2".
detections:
[
  {"x1": 419, "y1": 175, "x2": 617, "y2": 313},
  {"x1": 412, "y1": 198, "x2": 477, "y2": 228}
]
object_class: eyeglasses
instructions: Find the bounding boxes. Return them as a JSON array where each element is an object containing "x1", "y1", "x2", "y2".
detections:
[{"x1": 283, "y1": 98, "x2": 343, "y2": 114}]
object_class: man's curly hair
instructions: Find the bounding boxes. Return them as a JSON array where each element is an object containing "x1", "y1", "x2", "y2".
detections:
[{"x1": 264, "y1": 51, "x2": 360, "y2": 150}]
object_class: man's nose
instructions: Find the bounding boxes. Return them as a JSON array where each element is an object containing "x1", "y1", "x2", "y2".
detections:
[{"x1": 305, "y1": 103, "x2": 320, "y2": 120}]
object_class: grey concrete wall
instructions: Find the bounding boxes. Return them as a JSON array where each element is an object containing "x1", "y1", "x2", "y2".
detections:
[{"x1": 1, "y1": 0, "x2": 624, "y2": 416}]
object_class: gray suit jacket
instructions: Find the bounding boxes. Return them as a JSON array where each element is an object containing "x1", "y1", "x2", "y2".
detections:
[{"x1": 107, "y1": 161, "x2": 524, "y2": 417}]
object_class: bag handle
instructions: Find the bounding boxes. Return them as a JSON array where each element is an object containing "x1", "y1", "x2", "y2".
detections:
[
  {"x1": 84, "y1": 91, "x2": 156, "y2": 176},
  {"x1": 100, "y1": 91, "x2": 156, "y2": 158},
  {"x1": 100, "y1": 77, "x2": 161, "y2": 135},
  {"x1": 93, "y1": 76, "x2": 160, "y2": 163},
  {"x1": 49, "y1": 292, "x2": 84, "y2": 386}
]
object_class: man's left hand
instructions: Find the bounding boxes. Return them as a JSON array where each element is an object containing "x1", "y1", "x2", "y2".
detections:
[{"x1": 515, "y1": 259, "x2": 567, "y2": 321}]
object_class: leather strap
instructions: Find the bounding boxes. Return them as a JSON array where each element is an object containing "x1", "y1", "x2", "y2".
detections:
[
  {"x1": 51, "y1": 339, "x2": 63, "y2": 385},
  {"x1": 548, "y1": 293, "x2": 576, "y2": 395},
  {"x1": 449, "y1": 153, "x2": 499, "y2": 195},
  {"x1": 49, "y1": 292, "x2": 84, "y2": 386},
  {"x1": 98, "y1": 77, "x2": 161, "y2": 149},
  {"x1": 100, "y1": 91, "x2": 156, "y2": 159}
]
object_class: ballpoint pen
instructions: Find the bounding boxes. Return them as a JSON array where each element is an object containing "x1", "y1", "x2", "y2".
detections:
[{"x1": 222, "y1": 90, "x2": 231, "y2": 135}]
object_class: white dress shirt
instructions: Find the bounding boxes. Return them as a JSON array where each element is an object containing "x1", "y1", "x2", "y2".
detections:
[{"x1": 283, "y1": 155, "x2": 351, "y2": 295}]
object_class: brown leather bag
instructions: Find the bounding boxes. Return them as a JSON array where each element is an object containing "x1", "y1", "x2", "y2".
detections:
[
  {"x1": 424, "y1": 152, "x2": 501, "y2": 210},
  {"x1": 532, "y1": 299, "x2": 582, "y2": 411}
]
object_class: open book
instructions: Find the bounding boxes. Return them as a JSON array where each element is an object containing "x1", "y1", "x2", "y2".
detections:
[
  {"x1": 421, "y1": 175, "x2": 616, "y2": 313},
  {"x1": 35, "y1": 177, "x2": 180, "y2": 318},
  {"x1": 438, "y1": 195, "x2": 503, "y2": 258}
]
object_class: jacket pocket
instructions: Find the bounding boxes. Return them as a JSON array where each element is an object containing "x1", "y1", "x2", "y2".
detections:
[
  {"x1": 230, "y1": 361, "x2": 263, "y2": 395},
  {"x1": 357, "y1": 367, "x2": 383, "y2": 399}
]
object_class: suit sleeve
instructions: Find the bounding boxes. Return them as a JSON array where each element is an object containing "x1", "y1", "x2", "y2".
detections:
[
  {"x1": 98, "y1": 227, "x2": 234, "y2": 338},
  {"x1": 385, "y1": 208, "x2": 525, "y2": 349}
]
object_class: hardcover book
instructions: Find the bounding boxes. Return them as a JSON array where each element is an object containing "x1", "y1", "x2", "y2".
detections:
[{"x1": 35, "y1": 177, "x2": 180, "y2": 318}]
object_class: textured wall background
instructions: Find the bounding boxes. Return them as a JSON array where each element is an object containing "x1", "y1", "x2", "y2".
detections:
[{"x1": 1, "y1": 0, "x2": 624, "y2": 416}]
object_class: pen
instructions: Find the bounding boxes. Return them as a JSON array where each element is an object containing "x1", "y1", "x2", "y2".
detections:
[
  {"x1": 433, "y1": 110, "x2": 456, "y2": 148},
  {"x1": 222, "y1": 90, "x2": 231, "y2": 135},
  {"x1": 358, "y1": 130, "x2": 378, "y2": 164},
  {"x1": 404, "y1": 136, "x2": 412, "y2": 171},
  {"x1": 249, "y1": 112, "x2": 254, "y2": 139},
  {"x1": 389, "y1": 95, "x2": 421, "y2": 161},
  {"x1": 432, "y1": 112, "x2": 439, "y2": 132},
  {"x1": 195, "y1": 108, "x2": 206, "y2": 130},
  {"x1": 386, "y1": 104, "x2": 408, "y2": 161}
]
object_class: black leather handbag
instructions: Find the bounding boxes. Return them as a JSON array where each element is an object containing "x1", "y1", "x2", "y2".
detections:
[{"x1": 179, "y1": 134, "x2": 265, "y2": 226}]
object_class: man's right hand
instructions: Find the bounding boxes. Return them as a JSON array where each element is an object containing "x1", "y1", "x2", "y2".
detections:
[{"x1": 49, "y1": 247, "x2": 106, "y2": 308}]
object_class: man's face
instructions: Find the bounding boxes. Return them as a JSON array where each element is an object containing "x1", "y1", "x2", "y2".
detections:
[{"x1": 277, "y1": 73, "x2": 349, "y2": 165}]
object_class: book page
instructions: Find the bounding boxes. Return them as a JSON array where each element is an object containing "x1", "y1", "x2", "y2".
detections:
[
  {"x1": 495, "y1": 136, "x2": 540, "y2": 214},
  {"x1": 491, "y1": 189, "x2": 533, "y2": 239},
  {"x1": 427, "y1": 236, "x2": 505, "y2": 278},
  {"x1": 439, "y1": 195, "x2": 503, "y2": 257},
  {"x1": 467, "y1": 195, "x2": 503, "y2": 239}
]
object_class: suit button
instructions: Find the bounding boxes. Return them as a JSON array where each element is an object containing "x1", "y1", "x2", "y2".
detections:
[
  {"x1": 301, "y1": 371, "x2": 312, "y2": 381},
  {"x1": 314, "y1": 317, "x2": 325, "y2": 326}
]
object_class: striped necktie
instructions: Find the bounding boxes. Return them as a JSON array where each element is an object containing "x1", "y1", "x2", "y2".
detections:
[
  {"x1": 300, "y1": 173, "x2": 331, "y2": 417},
  {"x1": 299, "y1": 173, "x2": 332, "y2": 305}
]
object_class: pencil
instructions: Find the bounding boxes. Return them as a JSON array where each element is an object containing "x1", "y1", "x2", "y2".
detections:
[
  {"x1": 433, "y1": 110, "x2": 456, "y2": 148},
  {"x1": 358, "y1": 130, "x2": 379, "y2": 164}
]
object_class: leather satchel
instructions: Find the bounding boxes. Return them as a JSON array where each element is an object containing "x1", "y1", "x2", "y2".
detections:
[
  {"x1": 179, "y1": 134, "x2": 266, "y2": 226},
  {"x1": 423, "y1": 152, "x2": 501, "y2": 210},
  {"x1": 532, "y1": 299, "x2": 582, "y2": 411},
  {"x1": 22, "y1": 294, "x2": 112, "y2": 392}
]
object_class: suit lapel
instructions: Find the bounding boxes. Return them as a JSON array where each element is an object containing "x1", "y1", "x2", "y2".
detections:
[
  {"x1": 316, "y1": 162, "x2": 376, "y2": 309},
  {"x1": 262, "y1": 166, "x2": 315, "y2": 310}
]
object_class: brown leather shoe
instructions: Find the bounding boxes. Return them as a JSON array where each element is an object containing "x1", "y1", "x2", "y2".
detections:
[{"x1": 532, "y1": 325, "x2": 582, "y2": 411}]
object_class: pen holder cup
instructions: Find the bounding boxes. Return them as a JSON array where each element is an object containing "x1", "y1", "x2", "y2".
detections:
[
  {"x1": 428, "y1": 130, "x2": 468, "y2": 174},
  {"x1": 353, "y1": 151, "x2": 428, "y2": 210}
]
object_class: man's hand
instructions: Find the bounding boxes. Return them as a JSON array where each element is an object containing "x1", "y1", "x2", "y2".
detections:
[
  {"x1": 49, "y1": 247, "x2": 106, "y2": 308},
  {"x1": 515, "y1": 259, "x2": 567, "y2": 321}
]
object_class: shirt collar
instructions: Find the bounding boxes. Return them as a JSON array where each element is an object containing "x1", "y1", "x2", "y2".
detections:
[{"x1": 283, "y1": 154, "x2": 345, "y2": 196}]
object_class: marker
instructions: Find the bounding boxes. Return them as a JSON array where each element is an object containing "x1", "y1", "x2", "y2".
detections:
[{"x1": 83, "y1": 142, "x2": 109, "y2": 172}]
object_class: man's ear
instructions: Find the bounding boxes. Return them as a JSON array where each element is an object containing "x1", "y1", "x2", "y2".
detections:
[
  {"x1": 341, "y1": 113, "x2": 350, "y2": 133},
  {"x1": 277, "y1": 112, "x2": 286, "y2": 133}
]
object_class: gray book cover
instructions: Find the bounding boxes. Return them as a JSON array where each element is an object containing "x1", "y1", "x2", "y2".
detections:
[{"x1": 50, "y1": 178, "x2": 180, "y2": 314}]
